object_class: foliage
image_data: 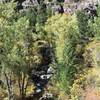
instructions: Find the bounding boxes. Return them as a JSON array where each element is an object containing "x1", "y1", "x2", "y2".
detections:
[
  {"x1": 88, "y1": 6, "x2": 100, "y2": 40},
  {"x1": 0, "y1": 1, "x2": 55, "y2": 99},
  {"x1": 45, "y1": 7, "x2": 99, "y2": 95},
  {"x1": 45, "y1": 14, "x2": 82, "y2": 93},
  {"x1": 0, "y1": 1, "x2": 29, "y2": 72},
  {"x1": 71, "y1": 38, "x2": 100, "y2": 100},
  {"x1": 0, "y1": 0, "x2": 100, "y2": 100},
  {"x1": 62, "y1": 15, "x2": 80, "y2": 91},
  {"x1": 0, "y1": 1, "x2": 44, "y2": 99},
  {"x1": 70, "y1": 68, "x2": 100, "y2": 100},
  {"x1": 84, "y1": 40, "x2": 100, "y2": 68},
  {"x1": 76, "y1": 10, "x2": 93, "y2": 38},
  {"x1": 21, "y1": 0, "x2": 49, "y2": 33},
  {"x1": 45, "y1": 14, "x2": 71, "y2": 62}
]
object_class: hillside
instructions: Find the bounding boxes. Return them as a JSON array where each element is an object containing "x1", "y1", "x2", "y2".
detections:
[{"x1": 0, "y1": 0, "x2": 100, "y2": 100}]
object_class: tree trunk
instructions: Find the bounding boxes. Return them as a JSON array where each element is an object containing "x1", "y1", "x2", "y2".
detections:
[
  {"x1": 18, "y1": 77, "x2": 22, "y2": 97},
  {"x1": 18, "y1": 73, "x2": 28, "y2": 99},
  {"x1": 4, "y1": 72, "x2": 14, "y2": 100},
  {"x1": 21, "y1": 73, "x2": 26, "y2": 99}
]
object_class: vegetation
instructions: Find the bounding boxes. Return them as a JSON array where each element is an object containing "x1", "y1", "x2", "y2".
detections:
[{"x1": 0, "y1": 0, "x2": 100, "y2": 100}]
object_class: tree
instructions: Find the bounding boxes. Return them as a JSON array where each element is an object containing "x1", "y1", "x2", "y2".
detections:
[
  {"x1": 0, "y1": 1, "x2": 30, "y2": 99},
  {"x1": 45, "y1": 14, "x2": 81, "y2": 93}
]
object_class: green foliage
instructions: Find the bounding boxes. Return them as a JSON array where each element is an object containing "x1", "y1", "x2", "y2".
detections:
[
  {"x1": 45, "y1": 14, "x2": 71, "y2": 61},
  {"x1": 86, "y1": 6, "x2": 100, "y2": 40},
  {"x1": 70, "y1": 70, "x2": 88, "y2": 100},
  {"x1": 22, "y1": 0, "x2": 48, "y2": 33},
  {"x1": 1, "y1": 0, "x2": 100, "y2": 99},
  {"x1": 25, "y1": 8, "x2": 37, "y2": 27},
  {"x1": 70, "y1": 7, "x2": 100, "y2": 100},
  {"x1": 62, "y1": 15, "x2": 80, "y2": 91},
  {"x1": 0, "y1": 1, "x2": 39, "y2": 99},
  {"x1": 45, "y1": 9, "x2": 97, "y2": 94},
  {"x1": 70, "y1": 68, "x2": 100, "y2": 100},
  {"x1": 76, "y1": 10, "x2": 92, "y2": 37},
  {"x1": 0, "y1": 1, "x2": 54, "y2": 99},
  {"x1": 0, "y1": 1, "x2": 29, "y2": 74},
  {"x1": 89, "y1": 15, "x2": 100, "y2": 40},
  {"x1": 84, "y1": 40, "x2": 100, "y2": 68},
  {"x1": 36, "y1": 0, "x2": 47, "y2": 25},
  {"x1": 45, "y1": 14, "x2": 81, "y2": 92}
]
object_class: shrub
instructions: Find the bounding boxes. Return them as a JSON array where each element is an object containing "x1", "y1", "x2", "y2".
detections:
[
  {"x1": 45, "y1": 14, "x2": 81, "y2": 93},
  {"x1": 70, "y1": 68, "x2": 100, "y2": 100}
]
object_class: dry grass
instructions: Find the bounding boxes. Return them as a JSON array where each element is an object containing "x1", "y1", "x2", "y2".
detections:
[{"x1": 85, "y1": 87, "x2": 100, "y2": 100}]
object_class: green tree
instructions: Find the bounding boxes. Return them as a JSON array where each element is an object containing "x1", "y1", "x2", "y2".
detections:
[
  {"x1": 45, "y1": 14, "x2": 81, "y2": 93},
  {"x1": 0, "y1": 1, "x2": 31, "y2": 99}
]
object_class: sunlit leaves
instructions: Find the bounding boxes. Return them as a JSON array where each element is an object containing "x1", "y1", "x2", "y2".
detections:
[{"x1": 0, "y1": 1, "x2": 16, "y2": 19}]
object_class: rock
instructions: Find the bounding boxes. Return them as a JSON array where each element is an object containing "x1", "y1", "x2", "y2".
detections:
[{"x1": 39, "y1": 92, "x2": 54, "y2": 100}]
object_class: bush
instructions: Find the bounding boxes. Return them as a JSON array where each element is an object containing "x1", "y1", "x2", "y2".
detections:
[
  {"x1": 70, "y1": 68, "x2": 100, "y2": 100},
  {"x1": 45, "y1": 14, "x2": 82, "y2": 93}
]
